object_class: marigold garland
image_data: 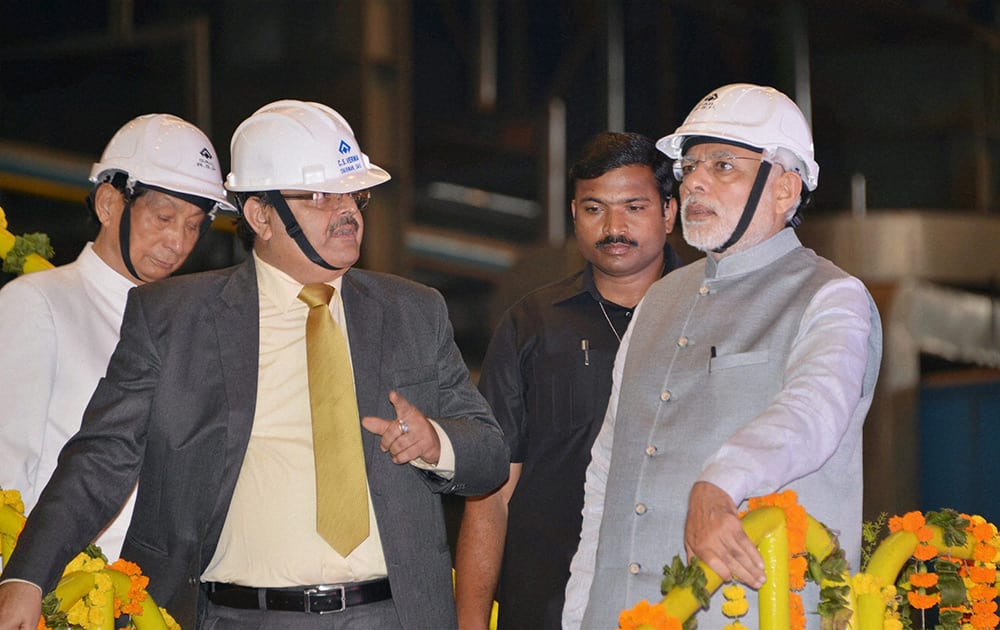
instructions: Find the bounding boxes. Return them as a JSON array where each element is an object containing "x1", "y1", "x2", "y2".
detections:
[{"x1": 617, "y1": 599, "x2": 682, "y2": 630}]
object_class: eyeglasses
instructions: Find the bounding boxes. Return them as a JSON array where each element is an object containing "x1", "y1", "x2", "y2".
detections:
[
  {"x1": 280, "y1": 189, "x2": 371, "y2": 211},
  {"x1": 673, "y1": 152, "x2": 764, "y2": 183}
]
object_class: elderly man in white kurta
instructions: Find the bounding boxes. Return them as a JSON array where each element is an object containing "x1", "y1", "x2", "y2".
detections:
[
  {"x1": 0, "y1": 114, "x2": 233, "y2": 561},
  {"x1": 564, "y1": 84, "x2": 882, "y2": 629}
]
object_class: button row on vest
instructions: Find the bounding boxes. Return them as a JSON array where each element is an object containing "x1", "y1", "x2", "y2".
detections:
[
  {"x1": 628, "y1": 562, "x2": 641, "y2": 574},
  {"x1": 635, "y1": 503, "x2": 647, "y2": 515},
  {"x1": 660, "y1": 390, "x2": 672, "y2": 402}
]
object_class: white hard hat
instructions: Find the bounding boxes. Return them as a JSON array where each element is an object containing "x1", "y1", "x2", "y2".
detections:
[
  {"x1": 89, "y1": 113, "x2": 236, "y2": 214},
  {"x1": 657, "y1": 83, "x2": 819, "y2": 191},
  {"x1": 225, "y1": 99, "x2": 391, "y2": 194}
]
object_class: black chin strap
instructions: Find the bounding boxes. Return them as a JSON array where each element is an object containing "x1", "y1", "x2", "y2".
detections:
[
  {"x1": 118, "y1": 199, "x2": 142, "y2": 281},
  {"x1": 712, "y1": 161, "x2": 773, "y2": 254},
  {"x1": 265, "y1": 190, "x2": 343, "y2": 271}
]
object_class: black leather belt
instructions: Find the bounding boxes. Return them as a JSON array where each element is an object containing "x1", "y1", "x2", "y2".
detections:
[{"x1": 205, "y1": 578, "x2": 391, "y2": 614}]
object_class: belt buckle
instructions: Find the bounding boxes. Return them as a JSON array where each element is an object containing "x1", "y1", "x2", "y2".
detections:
[{"x1": 305, "y1": 584, "x2": 346, "y2": 614}]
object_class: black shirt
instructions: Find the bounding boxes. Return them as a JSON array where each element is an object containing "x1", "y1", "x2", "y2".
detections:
[{"x1": 478, "y1": 244, "x2": 684, "y2": 629}]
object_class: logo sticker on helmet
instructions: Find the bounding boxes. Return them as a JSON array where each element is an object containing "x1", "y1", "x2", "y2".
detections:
[{"x1": 338, "y1": 140, "x2": 352, "y2": 155}]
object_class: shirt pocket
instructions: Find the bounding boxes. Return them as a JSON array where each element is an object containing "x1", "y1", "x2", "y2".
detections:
[{"x1": 533, "y1": 348, "x2": 609, "y2": 432}]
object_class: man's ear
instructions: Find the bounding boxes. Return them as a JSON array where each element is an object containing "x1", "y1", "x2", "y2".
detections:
[
  {"x1": 773, "y1": 170, "x2": 803, "y2": 218},
  {"x1": 663, "y1": 197, "x2": 678, "y2": 235},
  {"x1": 93, "y1": 183, "x2": 122, "y2": 227},
  {"x1": 242, "y1": 196, "x2": 273, "y2": 241}
]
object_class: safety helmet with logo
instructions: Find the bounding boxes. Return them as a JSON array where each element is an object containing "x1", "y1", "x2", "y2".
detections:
[
  {"x1": 88, "y1": 113, "x2": 236, "y2": 280},
  {"x1": 657, "y1": 84, "x2": 818, "y2": 253},
  {"x1": 225, "y1": 99, "x2": 391, "y2": 270}
]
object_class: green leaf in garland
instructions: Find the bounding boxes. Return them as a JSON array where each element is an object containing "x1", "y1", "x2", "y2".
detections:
[
  {"x1": 933, "y1": 558, "x2": 967, "y2": 608},
  {"x1": 661, "y1": 555, "x2": 710, "y2": 610},
  {"x1": 925, "y1": 509, "x2": 970, "y2": 549},
  {"x1": 2, "y1": 232, "x2": 54, "y2": 274}
]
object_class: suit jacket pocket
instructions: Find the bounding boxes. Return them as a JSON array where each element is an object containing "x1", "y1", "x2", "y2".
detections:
[{"x1": 709, "y1": 349, "x2": 770, "y2": 372}]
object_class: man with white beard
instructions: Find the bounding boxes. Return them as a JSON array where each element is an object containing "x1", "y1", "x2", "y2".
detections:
[{"x1": 563, "y1": 83, "x2": 883, "y2": 629}]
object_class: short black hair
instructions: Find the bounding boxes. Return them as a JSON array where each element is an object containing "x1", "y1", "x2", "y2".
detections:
[{"x1": 569, "y1": 132, "x2": 673, "y2": 203}]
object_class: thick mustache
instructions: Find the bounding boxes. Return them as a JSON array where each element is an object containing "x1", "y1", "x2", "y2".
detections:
[
  {"x1": 328, "y1": 216, "x2": 360, "y2": 233},
  {"x1": 596, "y1": 235, "x2": 638, "y2": 248}
]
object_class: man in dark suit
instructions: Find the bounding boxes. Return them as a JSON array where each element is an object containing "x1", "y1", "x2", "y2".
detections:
[{"x1": 0, "y1": 100, "x2": 509, "y2": 630}]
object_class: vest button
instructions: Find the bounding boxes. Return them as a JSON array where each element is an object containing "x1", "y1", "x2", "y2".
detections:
[
  {"x1": 699, "y1": 285, "x2": 710, "y2": 295},
  {"x1": 645, "y1": 445, "x2": 658, "y2": 456},
  {"x1": 677, "y1": 336, "x2": 689, "y2": 347},
  {"x1": 635, "y1": 503, "x2": 647, "y2": 515},
  {"x1": 660, "y1": 390, "x2": 672, "y2": 402},
  {"x1": 628, "y1": 562, "x2": 641, "y2": 574}
]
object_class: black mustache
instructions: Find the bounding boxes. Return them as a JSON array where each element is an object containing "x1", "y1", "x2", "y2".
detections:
[{"x1": 595, "y1": 235, "x2": 638, "y2": 248}]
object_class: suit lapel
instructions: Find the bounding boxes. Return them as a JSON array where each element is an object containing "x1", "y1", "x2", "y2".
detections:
[
  {"x1": 341, "y1": 270, "x2": 384, "y2": 461},
  {"x1": 210, "y1": 259, "x2": 260, "y2": 512}
]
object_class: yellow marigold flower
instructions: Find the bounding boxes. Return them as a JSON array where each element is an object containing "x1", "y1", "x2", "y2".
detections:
[
  {"x1": 1, "y1": 490, "x2": 24, "y2": 513},
  {"x1": 87, "y1": 604, "x2": 105, "y2": 626},
  {"x1": 66, "y1": 599, "x2": 89, "y2": 626},
  {"x1": 722, "y1": 584, "x2": 746, "y2": 600},
  {"x1": 161, "y1": 608, "x2": 182, "y2": 630},
  {"x1": 852, "y1": 572, "x2": 883, "y2": 596},
  {"x1": 883, "y1": 616, "x2": 904, "y2": 630},
  {"x1": 722, "y1": 598, "x2": 750, "y2": 618},
  {"x1": 881, "y1": 584, "x2": 898, "y2": 606},
  {"x1": 724, "y1": 623, "x2": 749, "y2": 630},
  {"x1": 64, "y1": 553, "x2": 89, "y2": 574}
]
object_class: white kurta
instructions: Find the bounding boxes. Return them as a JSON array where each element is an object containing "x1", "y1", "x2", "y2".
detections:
[{"x1": 0, "y1": 243, "x2": 137, "y2": 560}]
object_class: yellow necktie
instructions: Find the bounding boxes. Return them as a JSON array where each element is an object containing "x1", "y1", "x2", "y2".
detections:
[{"x1": 298, "y1": 283, "x2": 370, "y2": 556}]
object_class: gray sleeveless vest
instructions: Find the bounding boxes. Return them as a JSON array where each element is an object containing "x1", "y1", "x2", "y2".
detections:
[{"x1": 581, "y1": 230, "x2": 882, "y2": 629}]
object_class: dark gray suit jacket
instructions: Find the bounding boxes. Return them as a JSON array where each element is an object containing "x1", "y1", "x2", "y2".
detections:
[{"x1": 6, "y1": 256, "x2": 508, "y2": 629}]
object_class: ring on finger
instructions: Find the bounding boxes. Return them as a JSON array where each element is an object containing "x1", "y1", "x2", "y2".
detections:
[{"x1": 398, "y1": 419, "x2": 409, "y2": 435}]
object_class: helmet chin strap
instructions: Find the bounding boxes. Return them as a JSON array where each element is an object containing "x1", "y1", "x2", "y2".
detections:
[
  {"x1": 266, "y1": 191, "x2": 343, "y2": 271},
  {"x1": 711, "y1": 161, "x2": 772, "y2": 254}
]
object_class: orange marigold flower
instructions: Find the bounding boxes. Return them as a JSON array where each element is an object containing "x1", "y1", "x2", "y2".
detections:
[
  {"x1": 970, "y1": 612, "x2": 1000, "y2": 630},
  {"x1": 975, "y1": 543, "x2": 998, "y2": 563},
  {"x1": 914, "y1": 544, "x2": 939, "y2": 561},
  {"x1": 970, "y1": 565, "x2": 998, "y2": 584},
  {"x1": 970, "y1": 584, "x2": 999, "y2": 601},
  {"x1": 973, "y1": 600, "x2": 999, "y2": 615},
  {"x1": 889, "y1": 515, "x2": 904, "y2": 533},
  {"x1": 789, "y1": 556, "x2": 808, "y2": 591},
  {"x1": 915, "y1": 525, "x2": 934, "y2": 543},
  {"x1": 618, "y1": 600, "x2": 682, "y2": 630},
  {"x1": 907, "y1": 591, "x2": 941, "y2": 610},
  {"x1": 789, "y1": 592, "x2": 806, "y2": 630},
  {"x1": 109, "y1": 559, "x2": 142, "y2": 576},
  {"x1": 909, "y1": 572, "x2": 939, "y2": 588},
  {"x1": 972, "y1": 521, "x2": 996, "y2": 542},
  {"x1": 36, "y1": 619, "x2": 48, "y2": 630},
  {"x1": 901, "y1": 511, "x2": 926, "y2": 532}
]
